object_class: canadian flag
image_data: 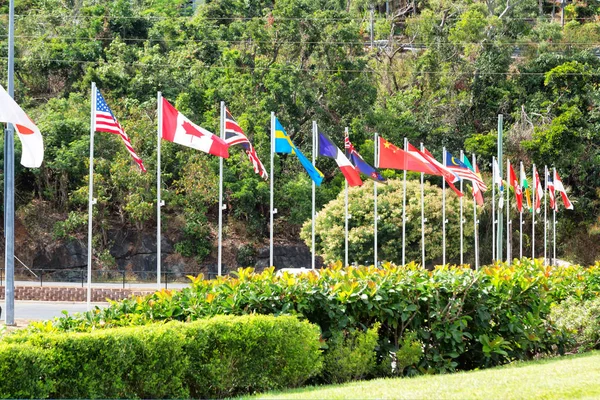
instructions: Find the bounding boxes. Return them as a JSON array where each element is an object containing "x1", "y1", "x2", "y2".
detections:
[
  {"x1": 161, "y1": 98, "x2": 229, "y2": 158},
  {"x1": 0, "y1": 84, "x2": 44, "y2": 168}
]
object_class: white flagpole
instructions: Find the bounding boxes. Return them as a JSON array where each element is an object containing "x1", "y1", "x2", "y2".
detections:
[
  {"x1": 344, "y1": 127, "x2": 349, "y2": 267},
  {"x1": 459, "y1": 150, "x2": 464, "y2": 265},
  {"x1": 544, "y1": 165, "x2": 548, "y2": 266},
  {"x1": 506, "y1": 159, "x2": 510, "y2": 265},
  {"x1": 532, "y1": 164, "x2": 536, "y2": 259},
  {"x1": 420, "y1": 142, "x2": 425, "y2": 267},
  {"x1": 442, "y1": 147, "x2": 446, "y2": 266},
  {"x1": 402, "y1": 138, "x2": 407, "y2": 266},
  {"x1": 520, "y1": 161, "x2": 524, "y2": 260},
  {"x1": 269, "y1": 112, "x2": 275, "y2": 268},
  {"x1": 374, "y1": 132, "x2": 379, "y2": 267},
  {"x1": 218, "y1": 101, "x2": 225, "y2": 276},
  {"x1": 156, "y1": 92, "x2": 162, "y2": 288},
  {"x1": 492, "y1": 156, "x2": 496, "y2": 262},
  {"x1": 87, "y1": 82, "x2": 96, "y2": 309},
  {"x1": 473, "y1": 154, "x2": 479, "y2": 270},
  {"x1": 312, "y1": 121, "x2": 317, "y2": 270},
  {"x1": 553, "y1": 167, "x2": 557, "y2": 266}
]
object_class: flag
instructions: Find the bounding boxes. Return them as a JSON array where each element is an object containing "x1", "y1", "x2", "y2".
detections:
[
  {"x1": 493, "y1": 158, "x2": 504, "y2": 193},
  {"x1": 224, "y1": 108, "x2": 267, "y2": 179},
  {"x1": 546, "y1": 168, "x2": 556, "y2": 211},
  {"x1": 94, "y1": 89, "x2": 146, "y2": 172},
  {"x1": 445, "y1": 150, "x2": 487, "y2": 191},
  {"x1": 462, "y1": 153, "x2": 484, "y2": 206},
  {"x1": 534, "y1": 168, "x2": 543, "y2": 212},
  {"x1": 161, "y1": 98, "x2": 229, "y2": 158},
  {"x1": 0, "y1": 84, "x2": 44, "y2": 168},
  {"x1": 345, "y1": 133, "x2": 384, "y2": 182},
  {"x1": 520, "y1": 163, "x2": 532, "y2": 212},
  {"x1": 407, "y1": 143, "x2": 463, "y2": 197},
  {"x1": 554, "y1": 170, "x2": 574, "y2": 210},
  {"x1": 377, "y1": 137, "x2": 437, "y2": 174},
  {"x1": 274, "y1": 118, "x2": 324, "y2": 186},
  {"x1": 508, "y1": 161, "x2": 522, "y2": 212},
  {"x1": 318, "y1": 131, "x2": 362, "y2": 187}
]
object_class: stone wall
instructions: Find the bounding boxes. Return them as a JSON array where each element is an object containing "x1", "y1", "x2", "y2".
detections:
[{"x1": 0, "y1": 286, "x2": 156, "y2": 302}]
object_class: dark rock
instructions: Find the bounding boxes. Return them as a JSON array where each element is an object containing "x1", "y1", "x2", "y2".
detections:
[{"x1": 255, "y1": 243, "x2": 323, "y2": 270}]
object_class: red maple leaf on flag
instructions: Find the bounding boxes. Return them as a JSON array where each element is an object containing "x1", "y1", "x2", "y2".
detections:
[{"x1": 182, "y1": 121, "x2": 205, "y2": 141}]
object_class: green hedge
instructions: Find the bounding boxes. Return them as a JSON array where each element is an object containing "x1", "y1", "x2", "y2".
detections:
[{"x1": 0, "y1": 315, "x2": 322, "y2": 399}]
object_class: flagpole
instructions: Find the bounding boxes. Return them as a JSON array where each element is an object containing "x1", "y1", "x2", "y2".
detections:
[
  {"x1": 87, "y1": 82, "x2": 96, "y2": 309},
  {"x1": 312, "y1": 121, "x2": 317, "y2": 270},
  {"x1": 344, "y1": 127, "x2": 349, "y2": 267},
  {"x1": 544, "y1": 165, "x2": 548, "y2": 266},
  {"x1": 420, "y1": 142, "x2": 425, "y2": 268},
  {"x1": 520, "y1": 161, "x2": 524, "y2": 260},
  {"x1": 402, "y1": 137, "x2": 407, "y2": 266},
  {"x1": 374, "y1": 132, "x2": 379, "y2": 267},
  {"x1": 218, "y1": 101, "x2": 225, "y2": 276},
  {"x1": 442, "y1": 147, "x2": 446, "y2": 266},
  {"x1": 269, "y1": 112, "x2": 275, "y2": 268},
  {"x1": 156, "y1": 92, "x2": 162, "y2": 289},
  {"x1": 532, "y1": 163, "x2": 536, "y2": 259},
  {"x1": 492, "y1": 156, "x2": 496, "y2": 263},
  {"x1": 3, "y1": 0, "x2": 15, "y2": 325},
  {"x1": 506, "y1": 159, "x2": 510, "y2": 265},
  {"x1": 553, "y1": 167, "x2": 557, "y2": 266},
  {"x1": 473, "y1": 154, "x2": 479, "y2": 270},
  {"x1": 497, "y1": 115, "x2": 504, "y2": 262},
  {"x1": 460, "y1": 150, "x2": 464, "y2": 265}
]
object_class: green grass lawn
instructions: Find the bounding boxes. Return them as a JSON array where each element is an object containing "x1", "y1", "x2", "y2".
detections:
[{"x1": 245, "y1": 351, "x2": 600, "y2": 400}]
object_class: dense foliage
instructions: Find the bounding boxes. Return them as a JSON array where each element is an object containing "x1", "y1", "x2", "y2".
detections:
[
  {"x1": 1, "y1": 0, "x2": 600, "y2": 266},
  {"x1": 1, "y1": 315, "x2": 322, "y2": 399},
  {"x1": 28, "y1": 259, "x2": 600, "y2": 374}
]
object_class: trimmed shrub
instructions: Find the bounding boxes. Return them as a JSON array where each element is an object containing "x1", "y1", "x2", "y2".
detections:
[
  {"x1": 1, "y1": 315, "x2": 321, "y2": 399},
  {"x1": 550, "y1": 296, "x2": 600, "y2": 353}
]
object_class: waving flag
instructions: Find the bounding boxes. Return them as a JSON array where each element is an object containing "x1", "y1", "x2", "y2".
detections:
[
  {"x1": 161, "y1": 98, "x2": 229, "y2": 158},
  {"x1": 344, "y1": 133, "x2": 384, "y2": 182},
  {"x1": 554, "y1": 170, "x2": 574, "y2": 210},
  {"x1": 0, "y1": 84, "x2": 44, "y2": 168},
  {"x1": 377, "y1": 137, "x2": 437, "y2": 174},
  {"x1": 508, "y1": 161, "x2": 522, "y2": 212},
  {"x1": 94, "y1": 89, "x2": 146, "y2": 172},
  {"x1": 445, "y1": 150, "x2": 487, "y2": 190},
  {"x1": 546, "y1": 167, "x2": 556, "y2": 211},
  {"x1": 274, "y1": 118, "x2": 323, "y2": 186},
  {"x1": 407, "y1": 143, "x2": 462, "y2": 197},
  {"x1": 520, "y1": 163, "x2": 532, "y2": 212},
  {"x1": 224, "y1": 108, "x2": 268, "y2": 179},
  {"x1": 461, "y1": 153, "x2": 484, "y2": 206},
  {"x1": 534, "y1": 168, "x2": 544, "y2": 212},
  {"x1": 318, "y1": 131, "x2": 362, "y2": 187}
]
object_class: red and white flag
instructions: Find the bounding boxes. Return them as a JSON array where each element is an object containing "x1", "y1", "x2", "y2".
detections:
[
  {"x1": 406, "y1": 142, "x2": 462, "y2": 197},
  {"x1": 534, "y1": 168, "x2": 544, "y2": 212},
  {"x1": 553, "y1": 170, "x2": 574, "y2": 210},
  {"x1": 0, "y1": 84, "x2": 44, "y2": 168},
  {"x1": 508, "y1": 161, "x2": 522, "y2": 212},
  {"x1": 224, "y1": 108, "x2": 268, "y2": 179},
  {"x1": 161, "y1": 98, "x2": 229, "y2": 158},
  {"x1": 546, "y1": 167, "x2": 556, "y2": 211}
]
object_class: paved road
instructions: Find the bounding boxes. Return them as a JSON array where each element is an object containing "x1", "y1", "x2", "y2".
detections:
[{"x1": 1, "y1": 300, "x2": 108, "y2": 321}]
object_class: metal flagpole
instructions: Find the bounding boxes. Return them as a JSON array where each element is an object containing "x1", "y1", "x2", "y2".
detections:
[
  {"x1": 520, "y1": 161, "x2": 524, "y2": 260},
  {"x1": 402, "y1": 138, "x2": 407, "y2": 265},
  {"x1": 460, "y1": 150, "x2": 464, "y2": 265},
  {"x1": 506, "y1": 159, "x2": 510, "y2": 265},
  {"x1": 544, "y1": 165, "x2": 548, "y2": 266},
  {"x1": 442, "y1": 147, "x2": 446, "y2": 266},
  {"x1": 344, "y1": 127, "x2": 349, "y2": 267},
  {"x1": 473, "y1": 154, "x2": 479, "y2": 270},
  {"x1": 553, "y1": 167, "x2": 557, "y2": 266},
  {"x1": 269, "y1": 112, "x2": 275, "y2": 268},
  {"x1": 374, "y1": 133, "x2": 378, "y2": 267},
  {"x1": 420, "y1": 142, "x2": 425, "y2": 267},
  {"x1": 87, "y1": 83, "x2": 97, "y2": 310},
  {"x1": 497, "y1": 115, "x2": 504, "y2": 262},
  {"x1": 492, "y1": 156, "x2": 496, "y2": 262},
  {"x1": 218, "y1": 101, "x2": 225, "y2": 276},
  {"x1": 156, "y1": 92, "x2": 163, "y2": 289},
  {"x1": 312, "y1": 121, "x2": 317, "y2": 270},
  {"x1": 532, "y1": 164, "x2": 536, "y2": 259},
  {"x1": 4, "y1": 0, "x2": 15, "y2": 325}
]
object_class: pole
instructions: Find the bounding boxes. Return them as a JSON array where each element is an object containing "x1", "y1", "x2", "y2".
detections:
[
  {"x1": 492, "y1": 156, "x2": 496, "y2": 262},
  {"x1": 374, "y1": 132, "x2": 379, "y2": 267},
  {"x1": 497, "y1": 114, "x2": 503, "y2": 262},
  {"x1": 269, "y1": 112, "x2": 275, "y2": 267},
  {"x1": 4, "y1": 0, "x2": 15, "y2": 325},
  {"x1": 218, "y1": 101, "x2": 224, "y2": 276},
  {"x1": 532, "y1": 164, "x2": 536, "y2": 259},
  {"x1": 460, "y1": 150, "x2": 464, "y2": 265},
  {"x1": 156, "y1": 92, "x2": 162, "y2": 289},
  {"x1": 473, "y1": 154, "x2": 479, "y2": 270},
  {"x1": 86, "y1": 83, "x2": 96, "y2": 310},
  {"x1": 402, "y1": 138, "x2": 407, "y2": 266},
  {"x1": 344, "y1": 127, "x2": 349, "y2": 267},
  {"x1": 561, "y1": 0, "x2": 566, "y2": 27},
  {"x1": 312, "y1": 121, "x2": 317, "y2": 270},
  {"x1": 520, "y1": 161, "x2": 524, "y2": 260},
  {"x1": 420, "y1": 142, "x2": 425, "y2": 267},
  {"x1": 553, "y1": 167, "x2": 557, "y2": 266},
  {"x1": 506, "y1": 159, "x2": 510, "y2": 265},
  {"x1": 370, "y1": 7, "x2": 374, "y2": 49},
  {"x1": 442, "y1": 147, "x2": 446, "y2": 266},
  {"x1": 544, "y1": 165, "x2": 548, "y2": 266}
]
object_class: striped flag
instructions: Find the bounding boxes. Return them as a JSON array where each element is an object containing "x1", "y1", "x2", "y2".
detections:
[
  {"x1": 445, "y1": 150, "x2": 487, "y2": 191},
  {"x1": 546, "y1": 167, "x2": 556, "y2": 211},
  {"x1": 553, "y1": 170, "x2": 574, "y2": 210},
  {"x1": 224, "y1": 108, "x2": 268, "y2": 180},
  {"x1": 318, "y1": 131, "x2": 362, "y2": 187},
  {"x1": 94, "y1": 89, "x2": 146, "y2": 172}
]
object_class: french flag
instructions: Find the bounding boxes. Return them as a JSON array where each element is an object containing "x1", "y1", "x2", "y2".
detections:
[{"x1": 318, "y1": 131, "x2": 363, "y2": 187}]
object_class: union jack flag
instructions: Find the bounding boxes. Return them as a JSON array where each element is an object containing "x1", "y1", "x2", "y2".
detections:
[
  {"x1": 344, "y1": 133, "x2": 384, "y2": 182},
  {"x1": 224, "y1": 108, "x2": 268, "y2": 180}
]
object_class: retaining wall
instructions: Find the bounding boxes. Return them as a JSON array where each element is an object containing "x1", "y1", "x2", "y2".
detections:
[{"x1": 0, "y1": 286, "x2": 156, "y2": 302}]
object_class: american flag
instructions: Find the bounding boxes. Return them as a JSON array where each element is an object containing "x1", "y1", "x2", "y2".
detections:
[
  {"x1": 94, "y1": 89, "x2": 146, "y2": 172},
  {"x1": 223, "y1": 107, "x2": 268, "y2": 180}
]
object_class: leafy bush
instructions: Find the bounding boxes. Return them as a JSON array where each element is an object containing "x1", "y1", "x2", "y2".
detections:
[
  {"x1": 1, "y1": 315, "x2": 321, "y2": 399},
  {"x1": 375, "y1": 331, "x2": 423, "y2": 377},
  {"x1": 321, "y1": 324, "x2": 379, "y2": 384},
  {"x1": 550, "y1": 296, "x2": 600, "y2": 353}
]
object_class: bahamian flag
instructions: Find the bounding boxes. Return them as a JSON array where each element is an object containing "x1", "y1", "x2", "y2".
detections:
[{"x1": 274, "y1": 118, "x2": 324, "y2": 186}]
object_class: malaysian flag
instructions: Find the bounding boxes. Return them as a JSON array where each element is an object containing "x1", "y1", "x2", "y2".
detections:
[
  {"x1": 224, "y1": 108, "x2": 268, "y2": 180},
  {"x1": 94, "y1": 89, "x2": 146, "y2": 172}
]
